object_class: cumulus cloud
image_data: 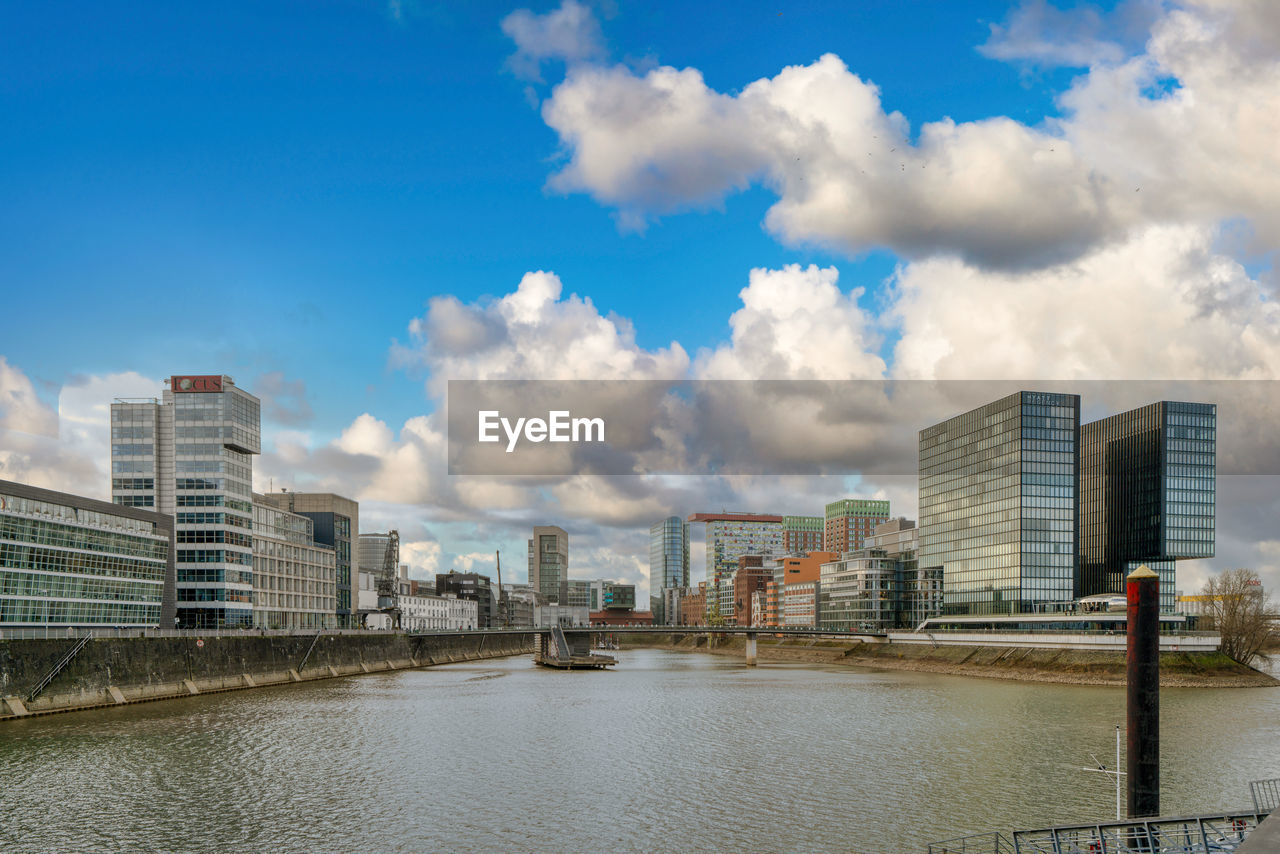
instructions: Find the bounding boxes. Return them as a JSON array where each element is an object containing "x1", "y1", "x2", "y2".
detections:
[
  {"x1": 537, "y1": 2, "x2": 1280, "y2": 270},
  {"x1": 0, "y1": 356, "x2": 58, "y2": 437},
  {"x1": 0, "y1": 362, "x2": 157, "y2": 498},
  {"x1": 501, "y1": 0, "x2": 605, "y2": 82},
  {"x1": 395, "y1": 270, "x2": 689, "y2": 397},
  {"x1": 889, "y1": 223, "x2": 1280, "y2": 381}
]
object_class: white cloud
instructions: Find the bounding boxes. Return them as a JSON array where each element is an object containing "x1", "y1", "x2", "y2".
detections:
[
  {"x1": 978, "y1": 0, "x2": 1161, "y2": 68},
  {"x1": 695, "y1": 264, "x2": 885, "y2": 380},
  {"x1": 889, "y1": 223, "x2": 1280, "y2": 381},
  {"x1": 0, "y1": 356, "x2": 58, "y2": 437},
  {"x1": 537, "y1": 2, "x2": 1280, "y2": 270},
  {"x1": 501, "y1": 0, "x2": 605, "y2": 82}
]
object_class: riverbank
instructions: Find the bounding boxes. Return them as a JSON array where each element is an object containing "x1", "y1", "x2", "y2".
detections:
[
  {"x1": 618, "y1": 634, "x2": 1278, "y2": 687},
  {"x1": 0, "y1": 632, "x2": 536, "y2": 719}
]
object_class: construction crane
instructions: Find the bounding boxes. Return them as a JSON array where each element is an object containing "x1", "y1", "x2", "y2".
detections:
[{"x1": 376, "y1": 530, "x2": 400, "y2": 628}]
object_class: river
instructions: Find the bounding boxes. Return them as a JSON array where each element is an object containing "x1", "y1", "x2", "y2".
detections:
[{"x1": 1, "y1": 648, "x2": 1277, "y2": 853}]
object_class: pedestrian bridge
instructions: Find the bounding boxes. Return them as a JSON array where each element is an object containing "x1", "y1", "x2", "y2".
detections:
[{"x1": 407, "y1": 626, "x2": 888, "y2": 666}]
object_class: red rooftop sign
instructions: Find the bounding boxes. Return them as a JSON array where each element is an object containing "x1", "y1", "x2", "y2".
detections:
[{"x1": 171, "y1": 375, "x2": 223, "y2": 393}]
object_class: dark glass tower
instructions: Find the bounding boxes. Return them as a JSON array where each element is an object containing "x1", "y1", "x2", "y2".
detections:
[
  {"x1": 1079, "y1": 401, "x2": 1215, "y2": 612},
  {"x1": 920, "y1": 391, "x2": 1081, "y2": 615}
]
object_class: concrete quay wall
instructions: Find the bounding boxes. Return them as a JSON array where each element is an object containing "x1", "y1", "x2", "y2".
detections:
[{"x1": 0, "y1": 632, "x2": 535, "y2": 719}]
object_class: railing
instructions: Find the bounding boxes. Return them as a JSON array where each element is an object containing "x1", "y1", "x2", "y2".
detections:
[
  {"x1": 928, "y1": 831, "x2": 1016, "y2": 854},
  {"x1": 1251, "y1": 779, "x2": 1280, "y2": 813},
  {"x1": 1011, "y1": 812, "x2": 1264, "y2": 853},
  {"x1": 27, "y1": 632, "x2": 94, "y2": 702}
]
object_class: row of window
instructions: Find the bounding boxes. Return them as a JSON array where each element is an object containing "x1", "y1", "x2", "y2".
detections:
[
  {"x1": 0, "y1": 517, "x2": 168, "y2": 559},
  {"x1": 0, "y1": 599, "x2": 161, "y2": 624},
  {"x1": 0, "y1": 570, "x2": 161, "y2": 603}
]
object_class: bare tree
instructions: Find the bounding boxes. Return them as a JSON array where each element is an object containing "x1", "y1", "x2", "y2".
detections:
[{"x1": 1199, "y1": 569, "x2": 1275, "y2": 668}]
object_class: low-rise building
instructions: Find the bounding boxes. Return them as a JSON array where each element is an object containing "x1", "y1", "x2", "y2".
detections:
[
  {"x1": 1, "y1": 479, "x2": 174, "y2": 629},
  {"x1": 679, "y1": 583, "x2": 708, "y2": 626},
  {"x1": 436, "y1": 571, "x2": 495, "y2": 627}
]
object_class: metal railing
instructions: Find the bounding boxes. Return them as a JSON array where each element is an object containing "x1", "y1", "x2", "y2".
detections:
[
  {"x1": 1011, "y1": 812, "x2": 1263, "y2": 853},
  {"x1": 928, "y1": 831, "x2": 1016, "y2": 854},
  {"x1": 1251, "y1": 779, "x2": 1280, "y2": 813}
]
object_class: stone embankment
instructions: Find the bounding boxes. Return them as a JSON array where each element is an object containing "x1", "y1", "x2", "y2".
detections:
[
  {"x1": 0, "y1": 631, "x2": 535, "y2": 719},
  {"x1": 621, "y1": 634, "x2": 1278, "y2": 688}
]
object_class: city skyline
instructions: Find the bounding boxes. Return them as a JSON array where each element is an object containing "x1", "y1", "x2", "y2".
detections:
[{"x1": 3, "y1": 0, "x2": 1279, "y2": 601}]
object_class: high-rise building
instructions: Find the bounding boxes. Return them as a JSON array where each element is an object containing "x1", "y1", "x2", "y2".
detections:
[
  {"x1": 2, "y1": 479, "x2": 175, "y2": 628},
  {"x1": 782, "y1": 515, "x2": 824, "y2": 553},
  {"x1": 918, "y1": 390, "x2": 1080, "y2": 616},
  {"x1": 528, "y1": 525, "x2": 568, "y2": 604},
  {"x1": 112, "y1": 374, "x2": 260, "y2": 628},
  {"x1": 688, "y1": 511, "x2": 783, "y2": 592},
  {"x1": 256, "y1": 491, "x2": 359, "y2": 627},
  {"x1": 250, "y1": 497, "x2": 337, "y2": 630},
  {"x1": 1079, "y1": 401, "x2": 1216, "y2": 613},
  {"x1": 823, "y1": 499, "x2": 891, "y2": 553},
  {"x1": 649, "y1": 516, "x2": 690, "y2": 590}
]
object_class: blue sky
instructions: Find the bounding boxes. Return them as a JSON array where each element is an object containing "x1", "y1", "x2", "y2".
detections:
[
  {"x1": 1, "y1": 0, "x2": 1076, "y2": 429},
  {"x1": 2, "y1": 0, "x2": 1279, "y2": 595}
]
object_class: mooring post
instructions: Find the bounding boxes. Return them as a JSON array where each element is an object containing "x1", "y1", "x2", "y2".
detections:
[
  {"x1": 745, "y1": 632, "x2": 757, "y2": 667},
  {"x1": 1126, "y1": 564, "x2": 1160, "y2": 818}
]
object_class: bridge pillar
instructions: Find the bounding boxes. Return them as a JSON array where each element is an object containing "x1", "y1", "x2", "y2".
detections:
[{"x1": 745, "y1": 633, "x2": 757, "y2": 667}]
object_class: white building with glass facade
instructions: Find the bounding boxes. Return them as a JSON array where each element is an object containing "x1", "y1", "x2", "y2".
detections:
[
  {"x1": 111, "y1": 374, "x2": 260, "y2": 628},
  {"x1": 1, "y1": 480, "x2": 174, "y2": 628}
]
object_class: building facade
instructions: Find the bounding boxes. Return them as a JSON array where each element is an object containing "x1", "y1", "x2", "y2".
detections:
[
  {"x1": 250, "y1": 497, "x2": 337, "y2": 630},
  {"x1": 256, "y1": 491, "x2": 358, "y2": 627},
  {"x1": 1079, "y1": 401, "x2": 1215, "y2": 613},
  {"x1": 919, "y1": 390, "x2": 1081, "y2": 616},
  {"x1": 823, "y1": 499, "x2": 891, "y2": 554},
  {"x1": 688, "y1": 512, "x2": 782, "y2": 621},
  {"x1": 112, "y1": 374, "x2": 260, "y2": 628},
  {"x1": 528, "y1": 525, "x2": 568, "y2": 604},
  {"x1": 782, "y1": 515, "x2": 824, "y2": 554},
  {"x1": 435, "y1": 571, "x2": 495, "y2": 628},
  {"x1": 1, "y1": 480, "x2": 174, "y2": 628},
  {"x1": 649, "y1": 516, "x2": 690, "y2": 590}
]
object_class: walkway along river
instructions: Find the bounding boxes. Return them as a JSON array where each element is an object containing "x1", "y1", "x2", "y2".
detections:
[{"x1": 1, "y1": 647, "x2": 1276, "y2": 852}]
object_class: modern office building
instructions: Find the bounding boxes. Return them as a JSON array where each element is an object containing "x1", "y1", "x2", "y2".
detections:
[
  {"x1": 435, "y1": 571, "x2": 495, "y2": 628},
  {"x1": 688, "y1": 511, "x2": 783, "y2": 600},
  {"x1": 1, "y1": 479, "x2": 175, "y2": 628},
  {"x1": 823, "y1": 499, "x2": 891, "y2": 554},
  {"x1": 649, "y1": 516, "x2": 690, "y2": 595},
  {"x1": 528, "y1": 525, "x2": 568, "y2": 604},
  {"x1": 919, "y1": 390, "x2": 1080, "y2": 616},
  {"x1": 866, "y1": 518, "x2": 942, "y2": 628},
  {"x1": 1079, "y1": 401, "x2": 1216, "y2": 613},
  {"x1": 256, "y1": 491, "x2": 358, "y2": 626},
  {"x1": 250, "y1": 497, "x2": 337, "y2": 630},
  {"x1": 111, "y1": 374, "x2": 260, "y2": 628},
  {"x1": 782, "y1": 515, "x2": 824, "y2": 554}
]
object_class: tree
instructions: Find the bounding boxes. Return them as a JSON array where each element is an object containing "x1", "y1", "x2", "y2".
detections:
[{"x1": 1199, "y1": 569, "x2": 1275, "y2": 668}]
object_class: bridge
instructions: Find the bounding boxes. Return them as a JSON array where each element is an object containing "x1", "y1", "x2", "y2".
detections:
[{"x1": 407, "y1": 625, "x2": 888, "y2": 666}]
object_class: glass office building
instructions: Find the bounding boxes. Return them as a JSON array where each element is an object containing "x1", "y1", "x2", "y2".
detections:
[
  {"x1": 649, "y1": 516, "x2": 690, "y2": 590},
  {"x1": 1, "y1": 479, "x2": 174, "y2": 627},
  {"x1": 111, "y1": 374, "x2": 260, "y2": 629},
  {"x1": 919, "y1": 391, "x2": 1081, "y2": 615},
  {"x1": 1080, "y1": 401, "x2": 1215, "y2": 613}
]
